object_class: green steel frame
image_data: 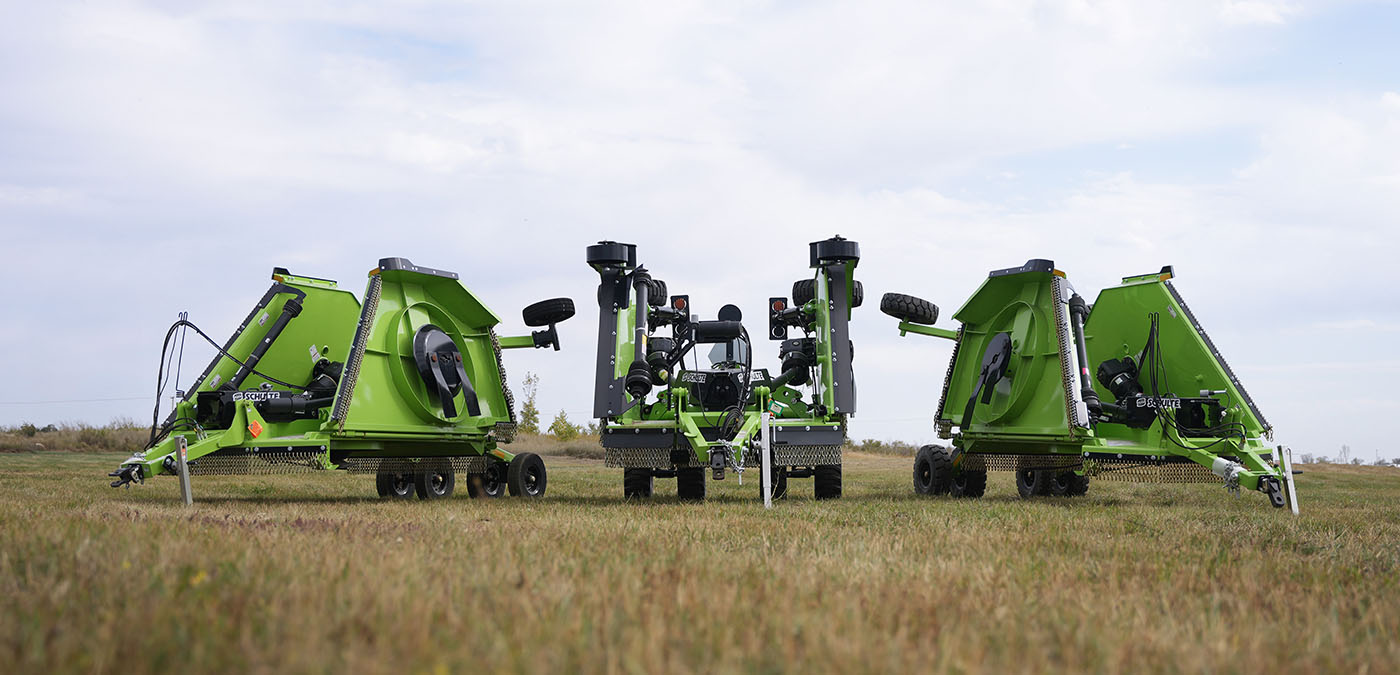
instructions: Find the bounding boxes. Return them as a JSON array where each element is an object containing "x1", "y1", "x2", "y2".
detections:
[
  {"x1": 586, "y1": 238, "x2": 861, "y2": 499},
  {"x1": 110, "y1": 258, "x2": 570, "y2": 499},
  {"x1": 891, "y1": 260, "x2": 1297, "y2": 510}
]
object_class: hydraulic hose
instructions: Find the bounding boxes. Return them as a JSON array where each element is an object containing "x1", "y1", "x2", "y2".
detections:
[
  {"x1": 1067, "y1": 293, "x2": 1101, "y2": 417},
  {"x1": 230, "y1": 291, "x2": 305, "y2": 389},
  {"x1": 625, "y1": 269, "x2": 654, "y2": 399}
]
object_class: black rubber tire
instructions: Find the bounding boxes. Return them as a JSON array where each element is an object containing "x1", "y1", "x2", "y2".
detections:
[
  {"x1": 880, "y1": 292, "x2": 938, "y2": 325},
  {"x1": 624, "y1": 468, "x2": 654, "y2": 499},
  {"x1": 913, "y1": 445, "x2": 951, "y2": 495},
  {"x1": 677, "y1": 467, "x2": 707, "y2": 502},
  {"x1": 466, "y1": 473, "x2": 506, "y2": 498},
  {"x1": 507, "y1": 452, "x2": 547, "y2": 497},
  {"x1": 792, "y1": 279, "x2": 816, "y2": 306},
  {"x1": 792, "y1": 279, "x2": 863, "y2": 308},
  {"x1": 647, "y1": 337, "x2": 675, "y2": 359},
  {"x1": 648, "y1": 279, "x2": 667, "y2": 307},
  {"x1": 1065, "y1": 473, "x2": 1090, "y2": 497},
  {"x1": 1047, "y1": 471, "x2": 1073, "y2": 497},
  {"x1": 1016, "y1": 468, "x2": 1052, "y2": 499},
  {"x1": 814, "y1": 464, "x2": 842, "y2": 500},
  {"x1": 762, "y1": 463, "x2": 788, "y2": 501},
  {"x1": 376, "y1": 471, "x2": 416, "y2": 499},
  {"x1": 949, "y1": 470, "x2": 988, "y2": 498},
  {"x1": 522, "y1": 297, "x2": 575, "y2": 327},
  {"x1": 414, "y1": 465, "x2": 455, "y2": 500}
]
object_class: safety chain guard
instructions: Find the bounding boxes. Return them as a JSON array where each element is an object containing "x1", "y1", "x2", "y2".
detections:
[
  {"x1": 488, "y1": 327, "x2": 518, "y2": 443},
  {"x1": 332, "y1": 274, "x2": 381, "y2": 428},
  {"x1": 1050, "y1": 275, "x2": 1082, "y2": 435},
  {"x1": 934, "y1": 324, "x2": 965, "y2": 439}
]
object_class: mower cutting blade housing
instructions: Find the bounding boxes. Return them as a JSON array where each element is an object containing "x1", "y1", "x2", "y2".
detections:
[
  {"x1": 111, "y1": 258, "x2": 573, "y2": 501},
  {"x1": 887, "y1": 262, "x2": 1297, "y2": 511}
]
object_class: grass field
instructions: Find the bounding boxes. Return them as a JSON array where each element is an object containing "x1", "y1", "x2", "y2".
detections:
[{"x1": 2, "y1": 449, "x2": 1398, "y2": 674}]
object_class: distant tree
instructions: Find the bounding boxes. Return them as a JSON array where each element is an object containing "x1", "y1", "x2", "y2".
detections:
[
  {"x1": 1340, "y1": 444, "x2": 1351, "y2": 463},
  {"x1": 1351, "y1": 458, "x2": 1363, "y2": 465},
  {"x1": 1300, "y1": 453, "x2": 1315, "y2": 464},
  {"x1": 548, "y1": 410, "x2": 581, "y2": 440},
  {"x1": 518, "y1": 373, "x2": 540, "y2": 434}
]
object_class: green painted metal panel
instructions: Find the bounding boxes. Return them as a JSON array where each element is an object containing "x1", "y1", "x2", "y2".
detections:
[
  {"x1": 112, "y1": 258, "x2": 563, "y2": 491},
  {"x1": 1085, "y1": 278, "x2": 1270, "y2": 438},
  {"x1": 942, "y1": 266, "x2": 1076, "y2": 440},
  {"x1": 336, "y1": 266, "x2": 510, "y2": 434}
]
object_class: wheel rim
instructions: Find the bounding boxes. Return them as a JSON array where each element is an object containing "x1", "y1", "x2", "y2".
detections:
[
  {"x1": 916, "y1": 461, "x2": 932, "y2": 490},
  {"x1": 951, "y1": 473, "x2": 966, "y2": 491},
  {"x1": 393, "y1": 474, "x2": 413, "y2": 496},
  {"x1": 484, "y1": 480, "x2": 504, "y2": 497},
  {"x1": 430, "y1": 473, "x2": 447, "y2": 495},
  {"x1": 1019, "y1": 470, "x2": 1035, "y2": 490},
  {"x1": 524, "y1": 466, "x2": 541, "y2": 495}
]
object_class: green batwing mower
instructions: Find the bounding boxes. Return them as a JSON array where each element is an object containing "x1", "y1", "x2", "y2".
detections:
[
  {"x1": 109, "y1": 258, "x2": 575, "y2": 500},
  {"x1": 883, "y1": 260, "x2": 1298, "y2": 511},
  {"x1": 586, "y1": 236, "x2": 861, "y2": 501}
]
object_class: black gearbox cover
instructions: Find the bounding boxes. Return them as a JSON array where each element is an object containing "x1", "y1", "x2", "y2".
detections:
[{"x1": 679, "y1": 368, "x2": 744, "y2": 411}]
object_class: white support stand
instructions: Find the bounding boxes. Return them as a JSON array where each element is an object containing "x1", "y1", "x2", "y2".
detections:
[
  {"x1": 1280, "y1": 445, "x2": 1299, "y2": 516},
  {"x1": 760, "y1": 412, "x2": 773, "y2": 510},
  {"x1": 176, "y1": 435, "x2": 193, "y2": 507}
]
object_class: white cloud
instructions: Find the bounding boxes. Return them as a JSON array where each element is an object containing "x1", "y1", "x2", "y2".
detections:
[
  {"x1": 0, "y1": 1, "x2": 1395, "y2": 458},
  {"x1": 0, "y1": 185, "x2": 87, "y2": 207},
  {"x1": 1220, "y1": 1, "x2": 1302, "y2": 25}
]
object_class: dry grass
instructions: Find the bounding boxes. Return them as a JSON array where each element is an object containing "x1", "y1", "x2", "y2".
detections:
[
  {"x1": 1, "y1": 448, "x2": 1398, "y2": 674},
  {"x1": 512, "y1": 432, "x2": 605, "y2": 460},
  {"x1": 0, "y1": 421, "x2": 147, "y2": 454}
]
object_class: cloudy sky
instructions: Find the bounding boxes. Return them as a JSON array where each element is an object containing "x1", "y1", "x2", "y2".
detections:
[{"x1": 2, "y1": 1, "x2": 1396, "y2": 460}]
